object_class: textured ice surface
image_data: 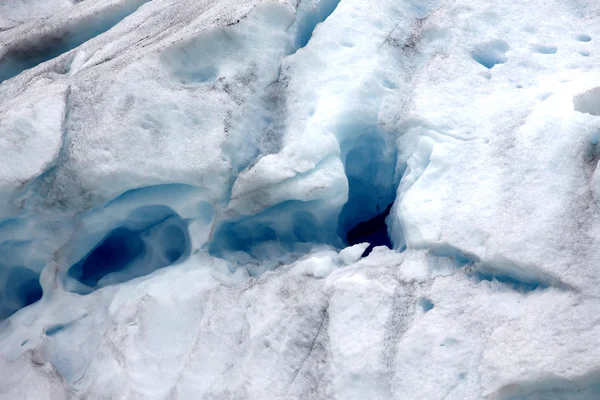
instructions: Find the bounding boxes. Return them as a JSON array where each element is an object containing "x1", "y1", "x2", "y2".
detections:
[{"x1": 1, "y1": 0, "x2": 600, "y2": 398}]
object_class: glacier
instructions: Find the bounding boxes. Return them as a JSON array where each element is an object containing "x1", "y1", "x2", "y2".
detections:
[{"x1": 1, "y1": 0, "x2": 600, "y2": 398}]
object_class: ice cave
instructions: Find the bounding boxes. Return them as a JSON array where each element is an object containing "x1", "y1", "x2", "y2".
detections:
[{"x1": 1, "y1": 0, "x2": 600, "y2": 399}]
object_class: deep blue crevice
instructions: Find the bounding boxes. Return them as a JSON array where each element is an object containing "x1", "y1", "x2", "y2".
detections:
[
  {"x1": 0, "y1": 0, "x2": 150, "y2": 84},
  {"x1": 1, "y1": 266, "x2": 43, "y2": 320},
  {"x1": 67, "y1": 204, "x2": 190, "y2": 293},
  {"x1": 346, "y1": 203, "x2": 393, "y2": 256},
  {"x1": 337, "y1": 133, "x2": 398, "y2": 255},
  {"x1": 71, "y1": 227, "x2": 146, "y2": 288}
]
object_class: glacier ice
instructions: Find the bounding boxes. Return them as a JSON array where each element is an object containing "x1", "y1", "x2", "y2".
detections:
[{"x1": 1, "y1": 0, "x2": 600, "y2": 398}]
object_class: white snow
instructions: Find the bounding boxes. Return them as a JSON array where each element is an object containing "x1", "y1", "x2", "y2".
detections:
[
  {"x1": 0, "y1": 81, "x2": 67, "y2": 208},
  {"x1": 0, "y1": 0, "x2": 73, "y2": 28},
  {"x1": 1, "y1": 0, "x2": 600, "y2": 398}
]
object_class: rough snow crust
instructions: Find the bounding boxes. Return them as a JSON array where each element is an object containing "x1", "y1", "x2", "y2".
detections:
[{"x1": 1, "y1": 0, "x2": 600, "y2": 398}]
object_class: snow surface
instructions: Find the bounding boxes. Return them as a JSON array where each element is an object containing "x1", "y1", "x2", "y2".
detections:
[{"x1": 1, "y1": 0, "x2": 600, "y2": 398}]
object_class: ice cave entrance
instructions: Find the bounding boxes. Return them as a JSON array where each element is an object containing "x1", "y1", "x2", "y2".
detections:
[
  {"x1": 67, "y1": 205, "x2": 190, "y2": 293},
  {"x1": 345, "y1": 202, "x2": 393, "y2": 256},
  {"x1": 337, "y1": 133, "x2": 398, "y2": 257}
]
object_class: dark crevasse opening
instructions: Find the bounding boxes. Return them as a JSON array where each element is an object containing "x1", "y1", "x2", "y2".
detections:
[
  {"x1": 209, "y1": 130, "x2": 400, "y2": 265},
  {"x1": 0, "y1": 0, "x2": 150, "y2": 84},
  {"x1": 346, "y1": 202, "x2": 393, "y2": 256},
  {"x1": 0, "y1": 266, "x2": 43, "y2": 320},
  {"x1": 67, "y1": 204, "x2": 190, "y2": 293},
  {"x1": 337, "y1": 132, "x2": 399, "y2": 256},
  {"x1": 73, "y1": 227, "x2": 146, "y2": 288}
]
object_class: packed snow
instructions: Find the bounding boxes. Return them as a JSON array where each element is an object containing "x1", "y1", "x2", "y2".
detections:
[{"x1": 1, "y1": 0, "x2": 600, "y2": 398}]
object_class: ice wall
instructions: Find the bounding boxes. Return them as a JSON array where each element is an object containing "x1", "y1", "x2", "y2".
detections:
[{"x1": 1, "y1": 0, "x2": 600, "y2": 398}]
